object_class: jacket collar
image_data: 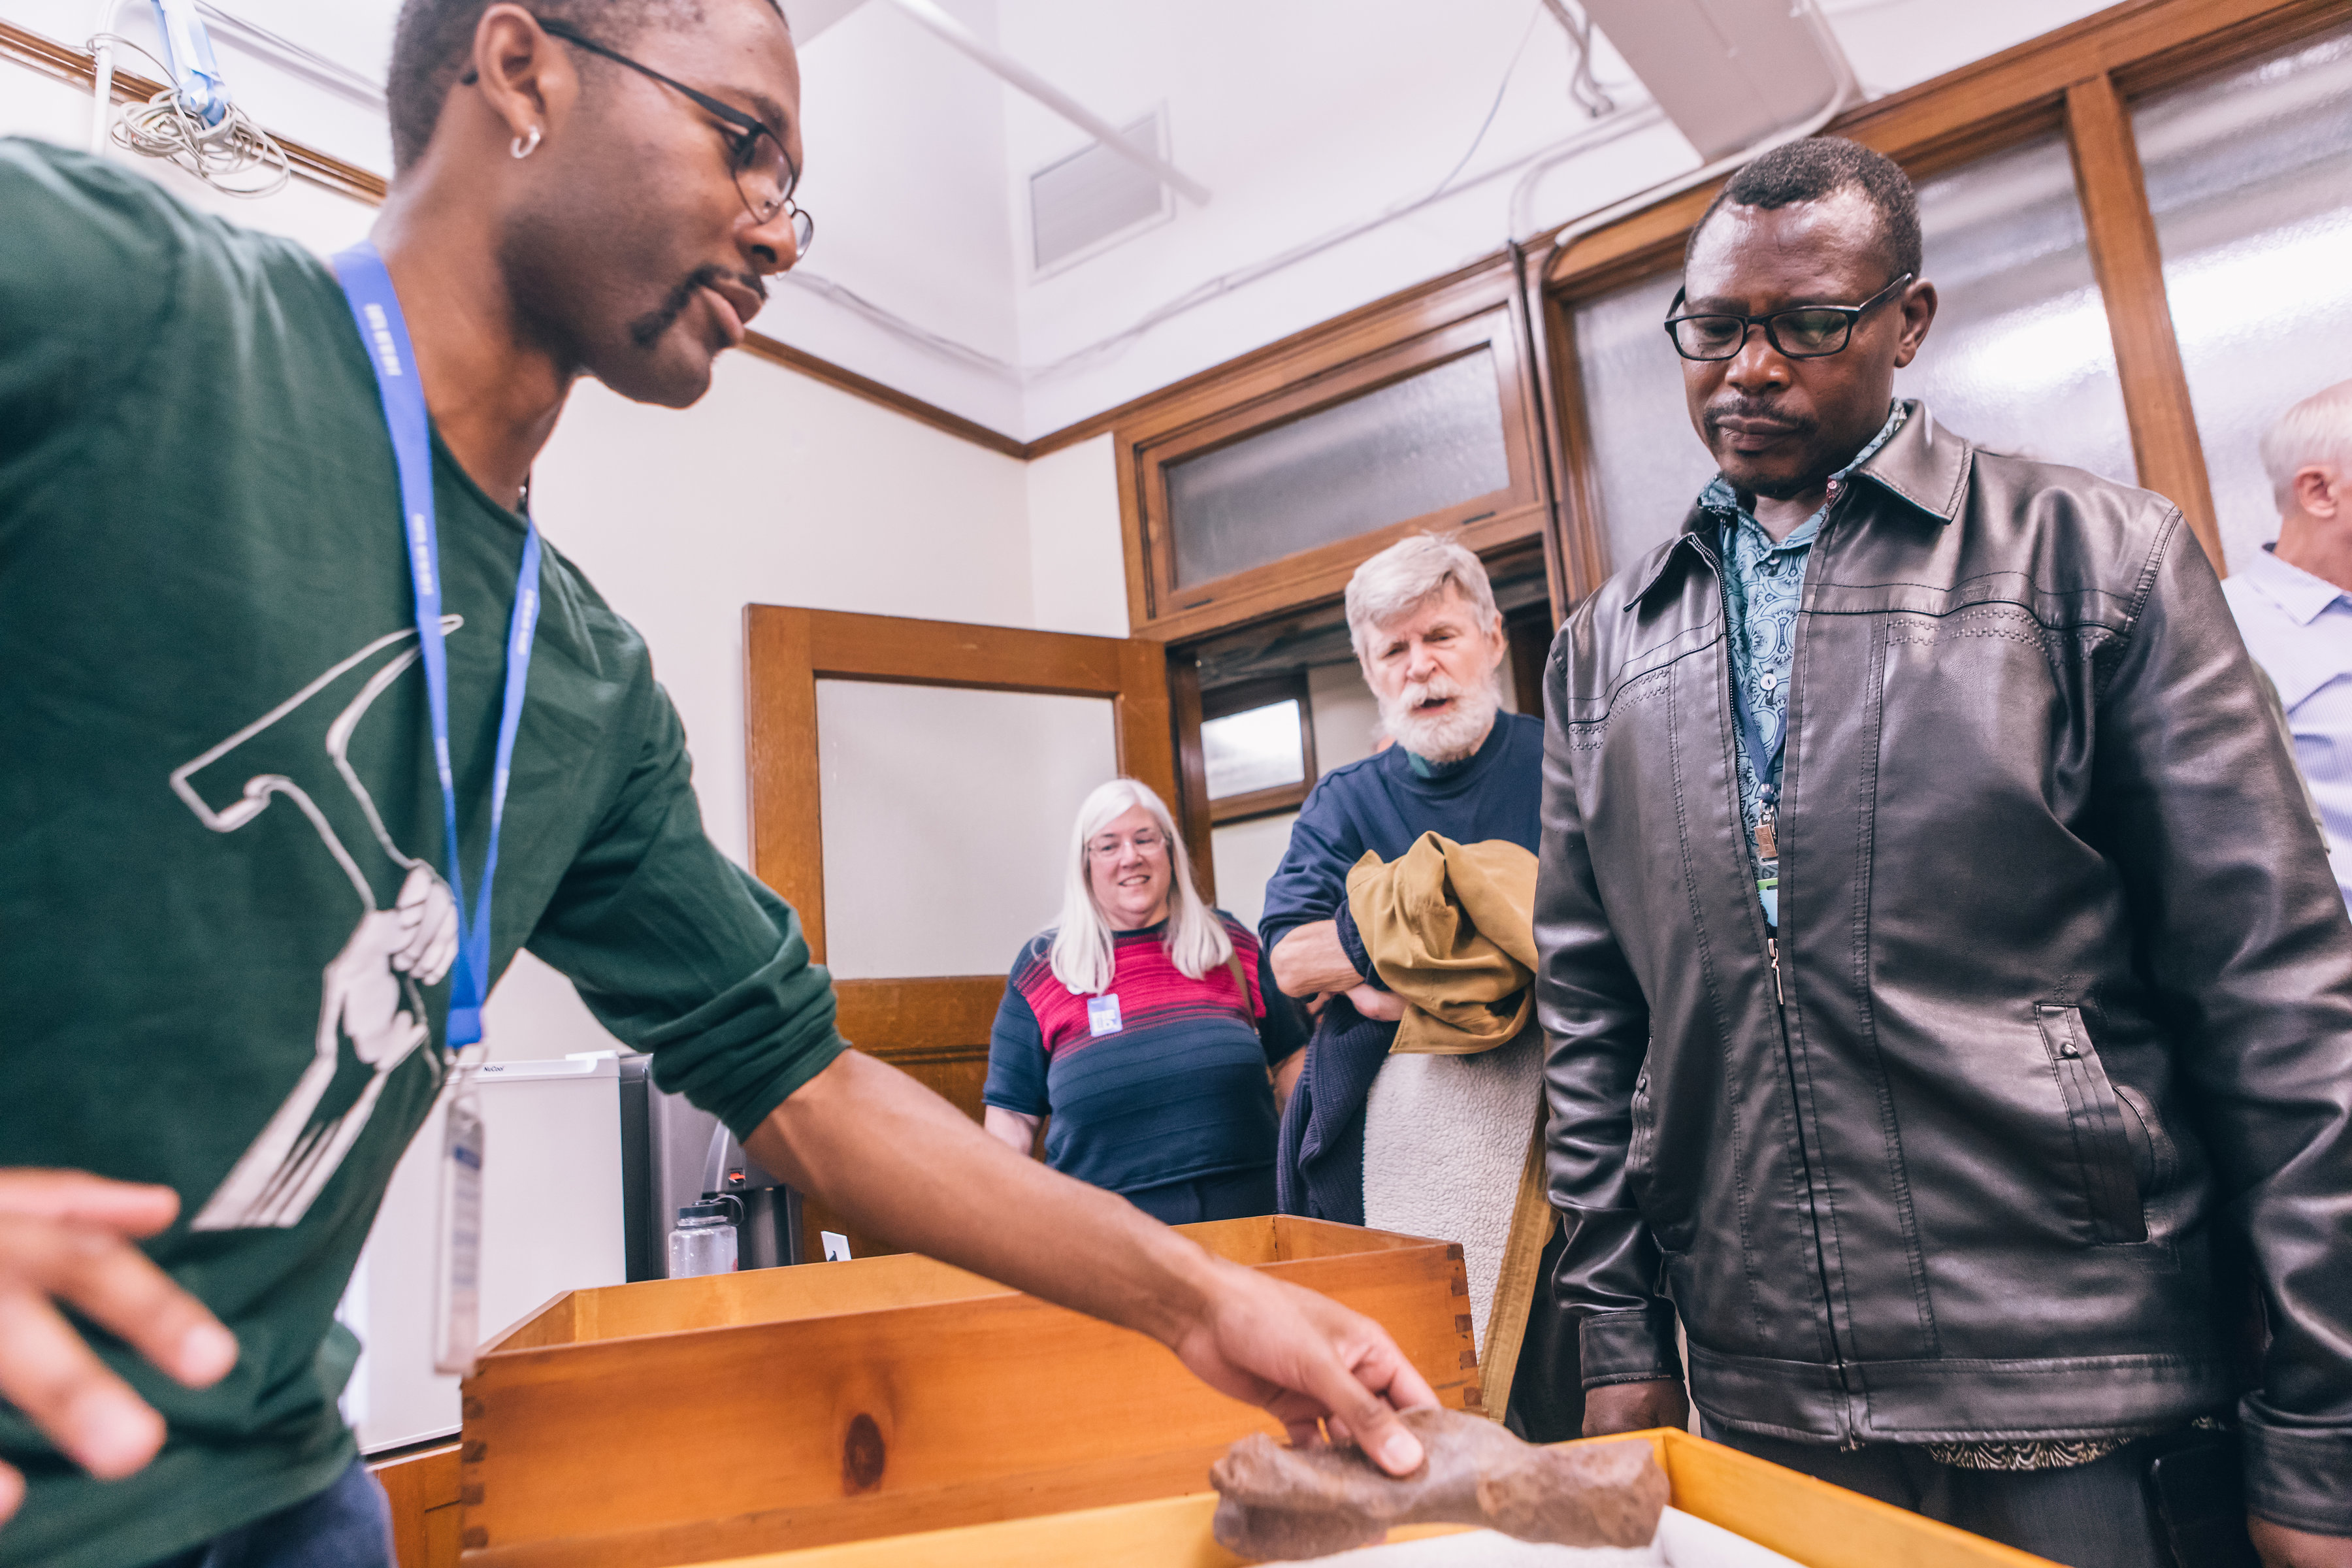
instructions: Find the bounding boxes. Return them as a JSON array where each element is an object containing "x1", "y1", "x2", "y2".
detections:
[
  {"x1": 2240, "y1": 544, "x2": 2350, "y2": 627},
  {"x1": 1625, "y1": 399, "x2": 1971, "y2": 610}
]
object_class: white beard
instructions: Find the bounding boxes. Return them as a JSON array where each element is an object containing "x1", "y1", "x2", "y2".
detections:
[{"x1": 1380, "y1": 674, "x2": 1499, "y2": 764}]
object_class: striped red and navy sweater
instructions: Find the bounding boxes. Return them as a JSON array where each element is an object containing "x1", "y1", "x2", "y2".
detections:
[{"x1": 983, "y1": 913, "x2": 1301, "y2": 1197}]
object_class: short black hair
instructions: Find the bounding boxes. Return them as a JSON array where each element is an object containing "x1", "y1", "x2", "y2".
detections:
[
  {"x1": 1688, "y1": 135, "x2": 1922, "y2": 283},
  {"x1": 387, "y1": 0, "x2": 784, "y2": 173}
]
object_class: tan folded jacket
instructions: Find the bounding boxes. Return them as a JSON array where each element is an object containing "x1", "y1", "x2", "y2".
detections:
[{"x1": 1345, "y1": 832, "x2": 1538, "y2": 1056}]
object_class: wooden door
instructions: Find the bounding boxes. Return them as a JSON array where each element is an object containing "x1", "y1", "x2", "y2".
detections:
[{"x1": 743, "y1": 607, "x2": 1188, "y2": 1260}]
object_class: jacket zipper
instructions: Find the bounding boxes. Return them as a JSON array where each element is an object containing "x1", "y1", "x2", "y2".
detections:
[{"x1": 1723, "y1": 482, "x2": 1863, "y2": 1445}]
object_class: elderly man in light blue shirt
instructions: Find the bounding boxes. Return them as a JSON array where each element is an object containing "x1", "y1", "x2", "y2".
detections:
[{"x1": 2225, "y1": 378, "x2": 2352, "y2": 909}]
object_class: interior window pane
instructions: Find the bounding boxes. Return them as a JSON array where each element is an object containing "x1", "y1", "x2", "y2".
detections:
[
  {"x1": 1570, "y1": 272, "x2": 1720, "y2": 576},
  {"x1": 1202, "y1": 700, "x2": 1307, "y2": 799},
  {"x1": 2133, "y1": 24, "x2": 2352, "y2": 570},
  {"x1": 817, "y1": 682, "x2": 1117, "y2": 979},
  {"x1": 1893, "y1": 131, "x2": 2134, "y2": 490},
  {"x1": 1167, "y1": 349, "x2": 1512, "y2": 587},
  {"x1": 1570, "y1": 130, "x2": 2131, "y2": 576}
]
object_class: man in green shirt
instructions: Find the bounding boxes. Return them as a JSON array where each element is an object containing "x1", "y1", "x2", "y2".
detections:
[{"x1": 0, "y1": 4, "x2": 1435, "y2": 1564}]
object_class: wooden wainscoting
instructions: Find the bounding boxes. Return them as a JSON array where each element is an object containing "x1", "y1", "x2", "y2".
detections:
[{"x1": 370, "y1": 1441, "x2": 461, "y2": 1568}]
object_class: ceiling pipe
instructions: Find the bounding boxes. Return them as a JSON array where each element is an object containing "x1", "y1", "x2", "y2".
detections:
[{"x1": 876, "y1": 0, "x2": 1211, "y2": 206}]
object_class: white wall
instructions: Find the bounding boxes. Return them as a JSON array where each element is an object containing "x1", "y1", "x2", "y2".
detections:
[
  {"x1": 5, "y1": 0, "x2": 2131, "y2": 440},
  {"x1": 0, "y1": 56, "x2": 1125, "y2": 1060},
  {"x1": 1023, "y1": 433, "x2": 1130, "y2": 638},
  {"x1": 1, "y1": 58, "x2": 377, "y2": 253}
]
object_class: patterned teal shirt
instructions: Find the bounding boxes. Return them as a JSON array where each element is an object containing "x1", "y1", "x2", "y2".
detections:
[{"x1": 1701, "y1": 404, "x2": 1906, "y2": 924}]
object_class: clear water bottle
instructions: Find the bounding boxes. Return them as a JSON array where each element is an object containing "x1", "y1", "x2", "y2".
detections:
[{"x1": 668, "y1": 1201, "x2": 738, "y2": 1278}]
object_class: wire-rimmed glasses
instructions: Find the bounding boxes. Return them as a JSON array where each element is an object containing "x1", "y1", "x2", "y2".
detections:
[{"x1": 532, "y1": 16, "x2": 813, "y2": 258}]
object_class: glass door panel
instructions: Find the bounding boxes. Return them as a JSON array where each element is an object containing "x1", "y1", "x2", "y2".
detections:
[
  {"x1": 1569, "y1": 130, "x2": 2131, "y2": 574},
  {"x1": 2133, "y1": 24, "x2": 2352, "y2": 569},
  {"x1": 815, "y1": 681, "x2": 1118, "y2": 979},
  {"x1": 1894, "y1": 131, "x2": 2134, "y2": 487}
]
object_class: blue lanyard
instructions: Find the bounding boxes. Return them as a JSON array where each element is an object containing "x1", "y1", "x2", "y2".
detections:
[
  {"x1": 1731, "y1": 675, "x2": 1784, "y2": 824},
  {"x1": 335, "y1": 240, "x2": 542, "y2": 1051}
]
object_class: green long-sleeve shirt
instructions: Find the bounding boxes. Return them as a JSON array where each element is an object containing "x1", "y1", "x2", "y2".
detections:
[{"x1": 0, "y1": 139, "x2": 845, "y2": 1568}]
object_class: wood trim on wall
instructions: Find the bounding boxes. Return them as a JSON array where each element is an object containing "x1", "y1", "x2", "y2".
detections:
[
  {"x1": 742, "y1": 606, "x2": 1183, "y2": 1261},
  {"x1": 2, "y1": 17, "x2": 391, "y2": 205},
  {"x1": 0, "y1": 19, "x2": 1036, "y2": 460},
  {"x1": 1542, "y1": 0, "x2": 2346, "y2": 298},
  {"x1": 372, "y1": 1441, "x2": 463, "y2": 1568},
  {"x1": 1167, "y1": 650, "x2": 1216, "y2": 904},
  {"x1": 743, "y1": 606, "x2": 1181, "y2": 964},
  {"x1": 2064, "y1": 72, "x2": 2225, "y2": 566},
  {"x1": 1113, "y1": 258, "x2": 1556, "y2": 642}
]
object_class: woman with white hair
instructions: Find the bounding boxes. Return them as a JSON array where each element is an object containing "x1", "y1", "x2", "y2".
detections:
[{"x1": 982, "y1": 778, "x2": 1302, "y2": 1224}]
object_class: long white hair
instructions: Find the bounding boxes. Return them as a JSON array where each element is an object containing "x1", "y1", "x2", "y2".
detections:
[{"x1": 1047, "y1": 778, "x2": 1232, "y2": 996}]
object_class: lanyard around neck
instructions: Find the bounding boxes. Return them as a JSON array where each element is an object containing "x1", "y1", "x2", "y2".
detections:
[
  {"x1": 1731, "y1": 668, "x2": 1784, "y2": 819},
  {"x1": 333, "y1": 240, "x2": 542, "y2": 1051}
]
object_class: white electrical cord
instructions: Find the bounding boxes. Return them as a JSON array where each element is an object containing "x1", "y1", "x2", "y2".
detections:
[
  {"x1": 89, "y1": 0, "x2": 289, "y2": 197},
  {"x1": 1537, "y1": 0, "x2": 1618, "y2": 118}
]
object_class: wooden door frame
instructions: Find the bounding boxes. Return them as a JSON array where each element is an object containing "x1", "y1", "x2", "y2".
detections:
[
  {"x1": 743, "y1": 606, "x2": 1183, "y2": 1256},
  {"x1": 745, "y1": 606, "x2": 1179, "y2": 958}
]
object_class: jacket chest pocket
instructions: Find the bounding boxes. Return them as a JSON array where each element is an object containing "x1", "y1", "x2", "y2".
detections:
[{"x1": 2034, "y1": 1004, "x2": 2148, "y2": 1244}]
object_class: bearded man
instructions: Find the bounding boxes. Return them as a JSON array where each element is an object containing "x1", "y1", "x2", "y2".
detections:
[{"x1": 1261, "y1": 532, "x2": 1577, "y2": 1438}]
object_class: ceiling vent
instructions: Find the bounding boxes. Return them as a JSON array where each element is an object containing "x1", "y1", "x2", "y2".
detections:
[
  {"x1": 1578, "y1": 0, "x2": 1850, "y2": 161},
  {"x1": 1029, "y1": 109, "x2": 1173, "y2": 274}
]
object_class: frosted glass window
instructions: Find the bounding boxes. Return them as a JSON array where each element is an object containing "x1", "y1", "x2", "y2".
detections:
[
  {"x1": 816, "y1": 683, "x2": 1117, "y2": 979},
  {"x1": 1571, "y1": 270, "x2": 1722, "y2": 576},
  {"x1": 2134, "y1": 25, "x2": 2352, "y2": 570},
  {"x1": 1571, "y1": 131, "x2": 2131, "y2": 574},
  {"x1": 1203, "y1": 700, "x2": 1307, "y2": 799},
  {"x1": 1166, "y1": 350, "x2": 1512, "y2": 587},
  {"x1": 1893, "y1": 131, "x2": 2134, "y2": 488}
]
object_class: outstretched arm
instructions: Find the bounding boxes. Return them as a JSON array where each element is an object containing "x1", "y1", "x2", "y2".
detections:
[{"x1": 745, "y1": 1050, "x2": 1436, "y2": 1472}]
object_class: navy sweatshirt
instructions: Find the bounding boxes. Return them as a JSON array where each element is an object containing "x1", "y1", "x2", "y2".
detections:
[{"x1": 1258, "y1": 711, "x2": 1547, "y2": 955}]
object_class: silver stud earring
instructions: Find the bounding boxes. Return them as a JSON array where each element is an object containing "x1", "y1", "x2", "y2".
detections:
[{"x1": 510, "y1": 125, "x2": 542, "y2": 159}]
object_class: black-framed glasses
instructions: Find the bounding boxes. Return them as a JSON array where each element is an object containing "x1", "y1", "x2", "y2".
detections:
[
  {"x1": 1663, "y1": 271, "x2": 1913, "y2": 361},
  {"x1": 532, "y1": 16, "x2": 813, "y2": 258}
]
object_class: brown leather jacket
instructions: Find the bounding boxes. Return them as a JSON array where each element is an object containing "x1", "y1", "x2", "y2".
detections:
[{"x1": 1534, "y1": 401, "x2": 2352, "y2": 1531}]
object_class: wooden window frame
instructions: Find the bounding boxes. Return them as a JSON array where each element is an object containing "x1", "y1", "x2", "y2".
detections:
[
  {"x1": 1200, "y1": 672, "x2": 1318, "y2": 823},
  {"x1": 1526, "y1": 0, "x2": 2349, "y2": 596},
  {"x1": 1114, "y1": 259, "x2": 1558, "y2": 643}
]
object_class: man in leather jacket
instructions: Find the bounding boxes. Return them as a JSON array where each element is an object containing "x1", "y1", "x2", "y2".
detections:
[{"x1": 1535, "y1": 136, "x2": 2352, "y2": 1567}]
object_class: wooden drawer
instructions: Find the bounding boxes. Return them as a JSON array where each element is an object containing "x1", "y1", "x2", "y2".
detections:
[
  {"x1": 708, "y1": 1428, "x2": 2058, "y2": 1568},
  {"x1": 457, "y1": 1217, "x2": 1477, "y2": 1566}
]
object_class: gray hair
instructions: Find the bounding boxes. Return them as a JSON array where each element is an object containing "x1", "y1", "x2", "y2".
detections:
[
  {"x1": 1345, "y1": 532, "x2": 1501, "y2": 664},
  {"x1": 2262, "y1": 380, "x2": 2352, "y2": 508},
  {"x1": 1047, "y1": 777, "x2": 1231, "y2": 997}
]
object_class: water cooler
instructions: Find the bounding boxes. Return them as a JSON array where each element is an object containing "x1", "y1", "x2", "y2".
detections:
[{"x1": 617, "y1": 1054, "x2": 804, "y2": 1277}]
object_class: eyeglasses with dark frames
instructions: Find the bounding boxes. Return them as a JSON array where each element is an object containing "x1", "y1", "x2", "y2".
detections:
[
  {"x1": 529, "y1": 16, "x2": 813, "y2": 259},
  {"x1": 1663, "y1": 271, "x2": 1914, "y2": 362}
]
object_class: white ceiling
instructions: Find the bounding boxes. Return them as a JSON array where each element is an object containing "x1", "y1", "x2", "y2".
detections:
[{"x1": 4, "y1": 0, "x2": 2119, "y2": 438}]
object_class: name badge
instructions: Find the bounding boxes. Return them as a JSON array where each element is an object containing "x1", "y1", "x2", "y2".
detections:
[{"x1": 1087, "y1": 994, "x2": 1123, "y2": 1037}]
